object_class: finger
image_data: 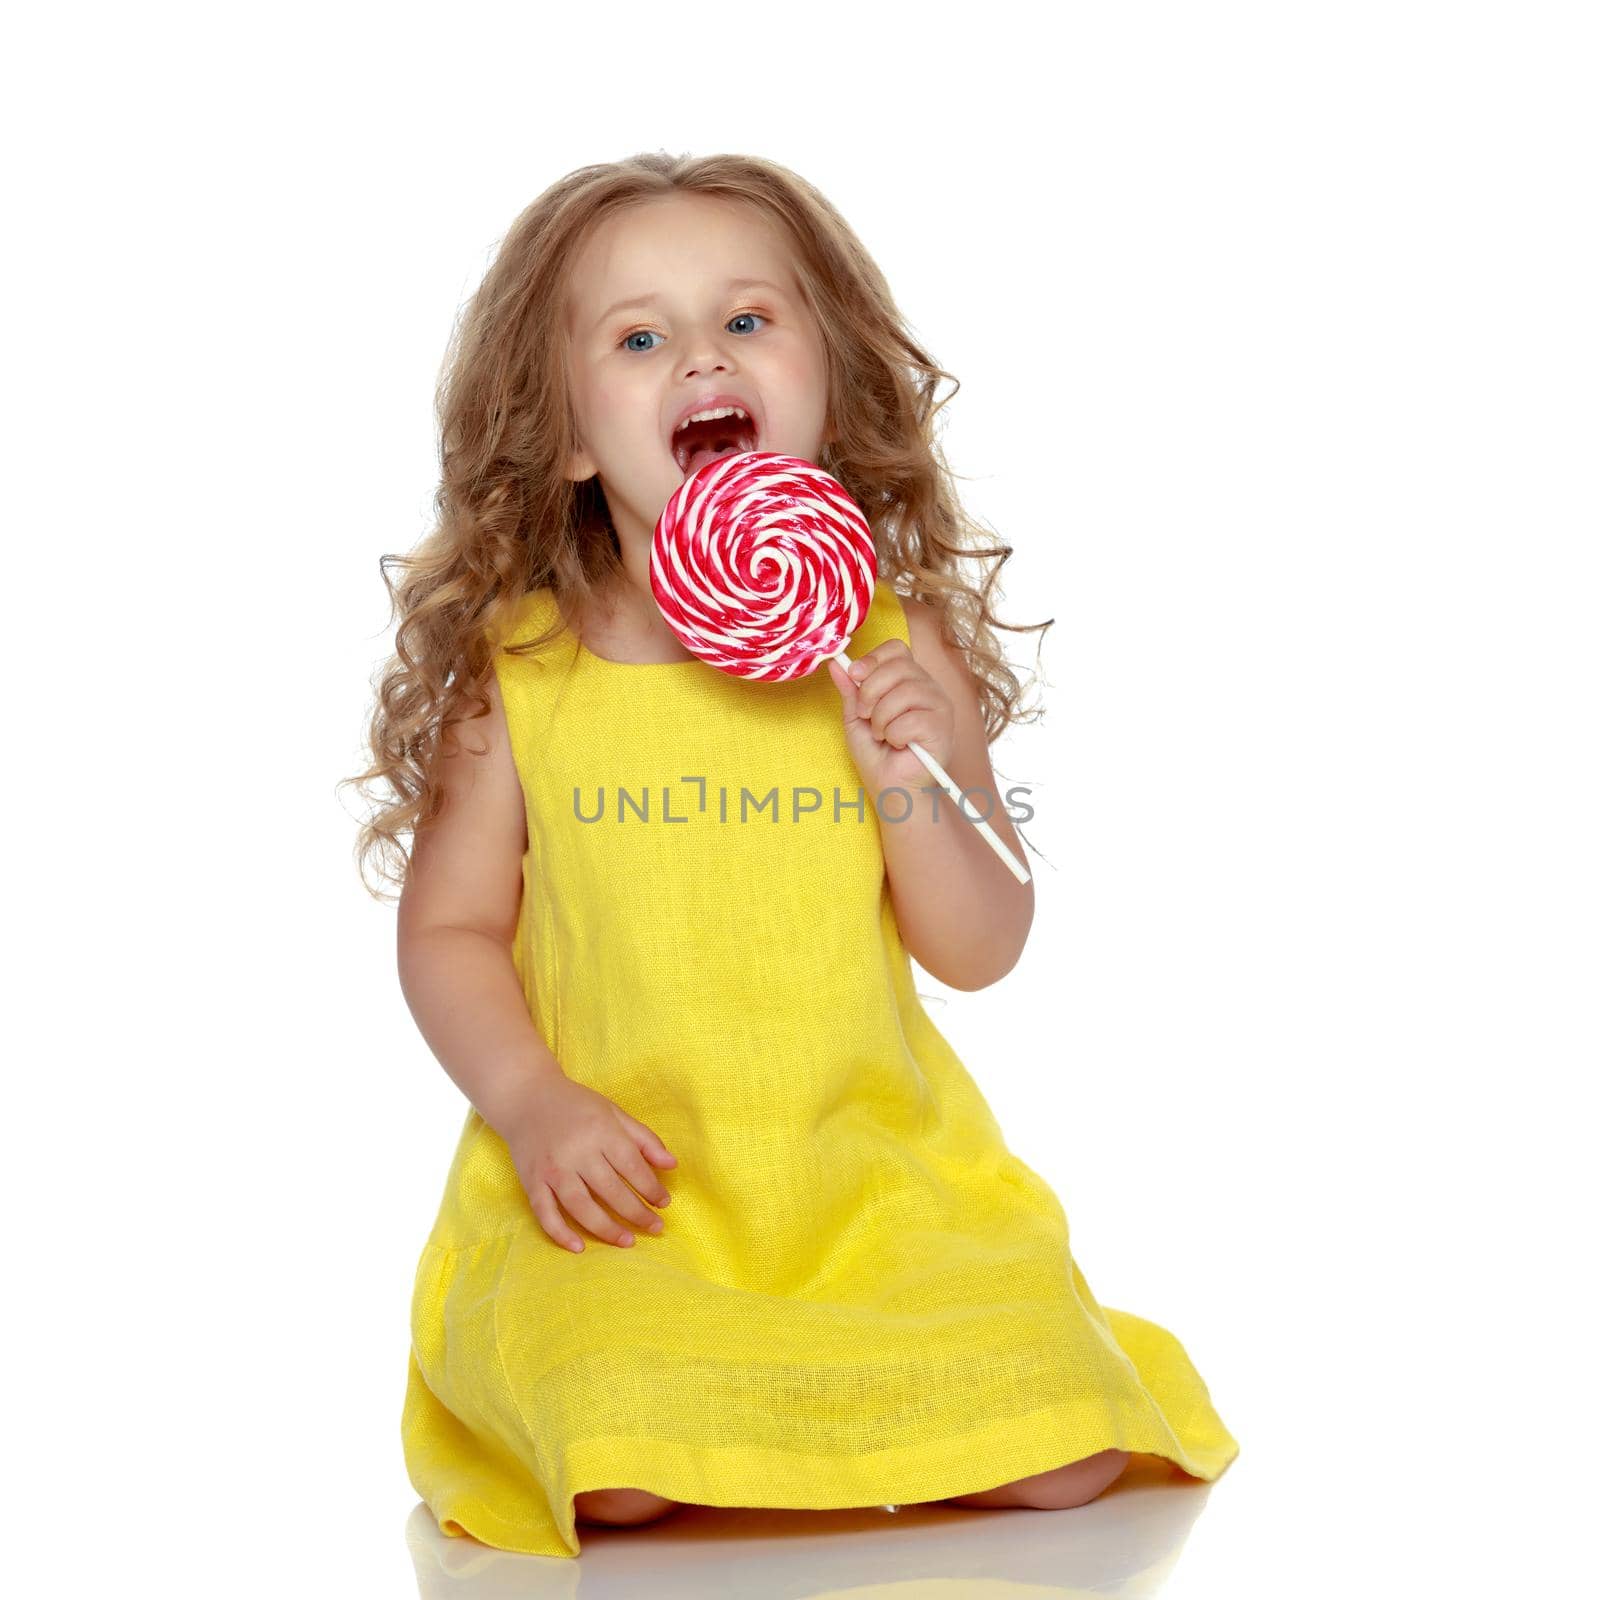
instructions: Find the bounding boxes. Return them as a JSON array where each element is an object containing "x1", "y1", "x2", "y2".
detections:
[
  {"x1": 866, "y1": 680, "x2": 931, "y2": 742},
  {"x1": 610, "y1": 1131, "x2": 675, "y2": 1205},
  {"x1": 848, "y1": 638, "x2": 910, "y2": 680},
  {"x1": 530, "y1": 1182, "x2": 588, "y2": 1253},
  {"x1": 588, "y1": 1156, "x2": 667, "y2": 1235},
  {"x1": 845, "y1": 644, "x2": 900, "y2": 689},
  {"x1": 852, "y1": 655, "x2": 918, "y2": 717},
  {"x1": 882, "y1": 708, "x2": 948, "y2": 754},
  {"x1": 825, "y1": 656, "x2": 858, "y2": 708},
  {"x1": 552, "y1": 1171, "x2": 638, "y2": 1248},
  {"x1": 617, "y1": 1116, "x2": 679, "y2": 1180}
]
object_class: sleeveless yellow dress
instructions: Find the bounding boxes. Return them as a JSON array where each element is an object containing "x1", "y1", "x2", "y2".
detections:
[{"x1": 401, "y1": 577, "x2": 1239, "y2": 1558}]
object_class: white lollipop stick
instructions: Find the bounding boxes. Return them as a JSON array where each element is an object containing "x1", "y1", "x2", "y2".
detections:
[{"x1": 826, "y1": 647, "x2": 1031, "y2": 885}]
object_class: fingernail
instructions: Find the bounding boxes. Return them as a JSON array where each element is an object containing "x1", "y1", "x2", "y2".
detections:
[
  {"x1": 849, "y1": 662, "x2": 866, "y2": 679},
  {"x1": 648, "y1": 1218, "x2": 664, "y2": 1232},
  {"x1": 620, "y1": 1233, "x2": 635, "y2": 1246}
]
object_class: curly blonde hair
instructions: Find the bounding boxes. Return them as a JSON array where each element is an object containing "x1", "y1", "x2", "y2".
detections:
[{"x1": 340, "y1": 149, "x2": 1053, "y2": 900}]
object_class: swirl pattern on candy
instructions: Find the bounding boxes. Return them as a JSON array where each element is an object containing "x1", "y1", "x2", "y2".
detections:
[{"x1": 651, "y1": 451, "x2": 878, "y2": 681}]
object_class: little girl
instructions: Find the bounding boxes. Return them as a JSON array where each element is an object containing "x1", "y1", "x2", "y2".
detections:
[{"x1": 348, "y1": 150, "x2": 1239, "y2": 1561}]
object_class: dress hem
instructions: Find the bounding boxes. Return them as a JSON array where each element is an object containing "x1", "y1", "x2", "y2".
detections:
[{"x1": 415, "y1": 1391, "x2": 1240, "y2": 1560}]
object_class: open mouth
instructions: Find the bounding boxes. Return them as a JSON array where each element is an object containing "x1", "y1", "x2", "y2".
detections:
[{"x1": 670, "y1": 408, "x2": 761, "y2": 479}]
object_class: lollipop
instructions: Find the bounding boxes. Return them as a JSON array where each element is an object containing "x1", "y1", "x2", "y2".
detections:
[{"x1": 654, "y1": 451, "x2": 1030, "y2": 885}]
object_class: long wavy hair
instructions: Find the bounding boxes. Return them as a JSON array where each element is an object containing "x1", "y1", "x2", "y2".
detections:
[{"x1": 341, "y1": 150, "x2": 1053, "y2": 900}]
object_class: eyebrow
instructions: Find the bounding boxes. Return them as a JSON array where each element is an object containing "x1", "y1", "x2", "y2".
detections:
[{"x1": 591, "y1": 277, "x2": 787, "y2": 331}]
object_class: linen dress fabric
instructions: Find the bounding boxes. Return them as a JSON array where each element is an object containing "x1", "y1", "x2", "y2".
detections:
[{"x1": 401, "y1": 577, "x2": 1239, "y2": 1557}]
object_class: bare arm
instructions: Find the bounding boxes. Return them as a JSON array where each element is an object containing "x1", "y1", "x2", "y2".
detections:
[
  {"x1": 878, "y1": 598, "x2": 1035, "y2": 990},
  {"x1": 395, "y1": 670, "x2": 562, "y2": 1140}
]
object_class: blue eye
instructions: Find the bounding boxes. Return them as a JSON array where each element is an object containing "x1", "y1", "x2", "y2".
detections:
[{"x1": 620, "y1": 311, "x2": 766, "y2": 353}]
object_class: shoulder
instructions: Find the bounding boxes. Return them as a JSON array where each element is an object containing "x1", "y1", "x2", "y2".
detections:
[{"x1": 490, "y1": 585, "x2": 567, "y2": 657}]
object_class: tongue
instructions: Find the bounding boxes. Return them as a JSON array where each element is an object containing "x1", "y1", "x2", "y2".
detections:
[{"x1": 684, "y1": 440, "x2": 745, "y2": 477}]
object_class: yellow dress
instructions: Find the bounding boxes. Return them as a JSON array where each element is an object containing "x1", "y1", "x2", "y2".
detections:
[{"x1": 401, "y1": 577, "x2": 1239, "y2": 1558}]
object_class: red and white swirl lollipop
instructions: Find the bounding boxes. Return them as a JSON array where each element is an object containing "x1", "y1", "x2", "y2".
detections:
[
  {"x1": 651, "y1": 450, "x2": 876, "y2": 681},
  {"x1": 654, "y1": 450, "x2": 1030, "y2": 884}
]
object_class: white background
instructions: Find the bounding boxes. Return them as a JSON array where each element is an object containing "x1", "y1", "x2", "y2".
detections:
[{"x1": 5, "y1": 2, "x2": 1595, "y2": 1595}]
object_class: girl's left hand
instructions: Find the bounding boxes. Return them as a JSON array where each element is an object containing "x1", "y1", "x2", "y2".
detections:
[{"x1": 825, "y1": 641, "x2": 955, "y2": 797}]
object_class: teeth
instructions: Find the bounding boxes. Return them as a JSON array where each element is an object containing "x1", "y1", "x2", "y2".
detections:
[{"x1": 673, "y1": 405, "x2": 751, "y2": 435}]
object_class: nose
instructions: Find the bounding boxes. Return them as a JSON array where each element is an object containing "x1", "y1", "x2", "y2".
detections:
[
  {"x1": 681, "y1": 355, "x2": 733, "y2": 381},
  {"x1": 679, "y1": 328, "x2": 741, "y2": 381}
]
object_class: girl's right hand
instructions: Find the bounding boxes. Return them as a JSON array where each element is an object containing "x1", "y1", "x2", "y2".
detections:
[{"x1": 500, "y1": 1073, "x2": 678, "y2": 1252}]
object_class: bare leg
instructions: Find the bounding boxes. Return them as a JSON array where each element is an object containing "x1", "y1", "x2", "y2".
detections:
[
  {"x1": 942, "y1": 1447, "x2": 1131, "y2": 1510},
  {"x1": 573, "y1": 1487, "x2": 683, "y2": 1527}
]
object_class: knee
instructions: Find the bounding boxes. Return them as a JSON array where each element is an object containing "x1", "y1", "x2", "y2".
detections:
[
  {"x1": 573, "y1": 1487, "x2": 682, "y2": 1527},
  {"x1": 1022, "y1": 1448, "x2": 1131, "y2": 1509}
]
